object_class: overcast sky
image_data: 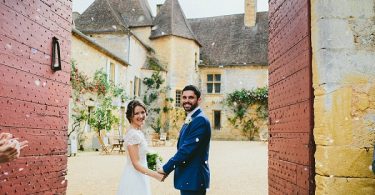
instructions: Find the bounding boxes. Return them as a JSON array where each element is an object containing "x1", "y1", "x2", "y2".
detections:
[{"x1": 73, "y1": 0, "x2": 269, "y2": 18}]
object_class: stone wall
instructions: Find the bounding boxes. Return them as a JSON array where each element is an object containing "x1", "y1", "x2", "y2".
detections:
[
  {"x1": 311, "y1": 0, "x2": 375, "y2": 194},
  {"x1": 151, "y1": 36, "x2": 200, "y2": 98},
  {"x1": 71, "y1": 36, "x2": 128, "y2": 84},
  {"x1": 89, "y1": 34, "x2": 129, "y2": 62},
  {"x1": 199, "y1": 65, "x2": 268, "y2": 140},
  {"x1": 88, "y1": 33, "x2": 147, "y2": 98},
  {"x1": 71, "y1": 35, "x2": 129, "y2": 150}
]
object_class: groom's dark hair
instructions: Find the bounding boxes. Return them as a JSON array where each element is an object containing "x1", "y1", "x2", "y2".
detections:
[{"x1": 182, "y1": 85, "x2": 201, "y2": 99}]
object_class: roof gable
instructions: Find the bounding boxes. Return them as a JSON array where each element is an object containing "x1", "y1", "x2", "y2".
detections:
[
  {"x1": 150, "y1": 0, "x2": 199, "y2": 45},
  {"x1": 75, "y1": 0, "x2": 125, "y2": 33},
  {"x1": 75, "y1": 0, "x2": 153, "y2": 33},
  {"x1": 114, "y1": 0, "x2": 153, "y2": 27}
]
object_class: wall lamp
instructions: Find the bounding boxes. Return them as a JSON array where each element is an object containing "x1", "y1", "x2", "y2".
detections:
[{"x1": 51, "y1": 37, "x2": 62, "y2": 71}]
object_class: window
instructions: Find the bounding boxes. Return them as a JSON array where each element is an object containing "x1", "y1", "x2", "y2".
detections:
[
  {"x1": 119, "y1": 107, "x2": 125, "y2": 136},
  {"x1": 134, "y1": 77, "x2": 141, "y2": 97},
  {"x1": 213, "y1": 110, "x2": 221, "y2": 130},
  {"x1": 207, "y1": 74, "x2": 221, "y2": 93},
  {"x1": 85, "y1": 106, "x2": 94, "y2": 132},
  {"x1": 129, "y1": 81, "x2": 133, "y2": 97},
  {"x1": 110, "y1": 62, "x2": 115, "y2": 82},
  {"x1": 194, "y1": 52, "x2": 198, "y2": 71},
  {"x1": 175, "y1": 90, "x2": 182, "y2": 107}
]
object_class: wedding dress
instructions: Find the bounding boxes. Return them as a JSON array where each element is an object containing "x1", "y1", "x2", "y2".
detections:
[{"x1": 117, "y1": 128, "x2": 151, "y2": 195}]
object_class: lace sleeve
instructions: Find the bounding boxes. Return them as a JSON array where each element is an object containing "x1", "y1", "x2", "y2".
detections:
[{"x1": 124, "y1": 130, "x2": 142, "y2": 146}]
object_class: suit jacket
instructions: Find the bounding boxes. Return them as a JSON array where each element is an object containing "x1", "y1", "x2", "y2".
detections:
[{"x1": 163, "y1": 108, "x2": 211, "y2": 191}]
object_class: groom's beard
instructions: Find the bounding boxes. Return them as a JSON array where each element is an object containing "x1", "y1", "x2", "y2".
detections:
[{"x1": 183, "y1": 102, "x2": 198, "y2": 112}]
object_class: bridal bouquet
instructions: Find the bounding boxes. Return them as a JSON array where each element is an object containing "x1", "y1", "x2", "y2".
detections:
[{"x1": 147, "y1": 152, "x2": 163, "y2": 171}]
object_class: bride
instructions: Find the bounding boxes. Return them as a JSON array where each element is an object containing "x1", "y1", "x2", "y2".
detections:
[{"x1": 117, "y1": 100, "x2": 164, "y2": 195}]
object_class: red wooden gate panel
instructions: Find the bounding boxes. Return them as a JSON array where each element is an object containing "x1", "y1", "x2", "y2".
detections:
[
  {"x1": 0, "y1": 0, "x2": 71, "y2": 194},
  {"x1": 268, "y1": 0, "x2": 314, "y2": 194}
]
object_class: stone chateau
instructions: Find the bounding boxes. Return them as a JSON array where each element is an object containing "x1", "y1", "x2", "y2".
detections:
[{"x1": 72, "y1": 0, "x2": 268, "y2": 144}]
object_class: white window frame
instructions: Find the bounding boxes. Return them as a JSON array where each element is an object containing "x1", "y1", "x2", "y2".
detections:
[{"x1": 207, "y1": 74, "x2": 222, "y2": 94}]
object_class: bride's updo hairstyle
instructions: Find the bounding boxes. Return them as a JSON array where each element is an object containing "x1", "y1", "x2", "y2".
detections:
[{"x1": 126, "y1": 100, "x2": 147, "y2": 123}]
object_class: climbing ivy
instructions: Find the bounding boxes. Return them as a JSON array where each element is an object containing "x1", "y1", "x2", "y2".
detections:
[
  {"x1": 226, "y1": 87, "x2": 268, "y2": 140},
  {"x1": 142, "y1": 71, "x2": 173, "y2": 134}
]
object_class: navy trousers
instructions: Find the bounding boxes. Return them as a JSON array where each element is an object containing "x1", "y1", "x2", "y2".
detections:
[{"x1": 180, "y1": 190, "x2": 206, "y2": 195}]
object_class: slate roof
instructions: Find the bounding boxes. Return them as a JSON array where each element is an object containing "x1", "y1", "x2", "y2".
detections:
[
  {"x1": 189, "y1": 12, "x2": 268, "y2": 66},
  {"x1": 150, "y1": 0, "x2": 200, "y2": 45},
  {"x1": 75, "y1": 0, "x2": 153, "y2": 33}
]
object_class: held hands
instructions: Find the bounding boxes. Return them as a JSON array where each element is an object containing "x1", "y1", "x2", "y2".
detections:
[
  {"x1": 155, "y1": 172, "x2": 165, "y2": 182},
  {"x1": 157, "y1": 167, "x2": 168, "y2": 182}
]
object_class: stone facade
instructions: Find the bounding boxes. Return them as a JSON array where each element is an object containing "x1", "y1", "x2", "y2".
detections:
[
  {"x1": 74, "y1": 0, "x2": 269, "y2": 141},
  {"x1": 200, "y1": 65, "x2": 268, "y2": 140},
  {"x1": 152, "y1": 36, "x2": 200, "y2": 97},
  {"x1": 71, "y1": 32, "x2": 129, "y2": 150},
  {"x1": 86, "y1": 33, "x2": 147, "y2": 98},
  {"x1": 311, "y1": 0, "x2": 375, "y2": 194}
]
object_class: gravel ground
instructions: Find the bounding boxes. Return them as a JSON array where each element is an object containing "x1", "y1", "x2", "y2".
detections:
[{"x1": 67, "y1": 141, "x2": 268, "y2": 195}]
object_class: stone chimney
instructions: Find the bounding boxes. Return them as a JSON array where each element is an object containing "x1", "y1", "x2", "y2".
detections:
[
  {"x1": 244, "y1": 0, "x2": 257, "y2": 27},
  {"x1": 156, "y1": 4, "x2": 163, "y2": 15}
]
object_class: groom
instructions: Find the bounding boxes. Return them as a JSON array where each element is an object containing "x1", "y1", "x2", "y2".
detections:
[{"x1": 158, "y1": 85, "x2": 211, "y2": 195}]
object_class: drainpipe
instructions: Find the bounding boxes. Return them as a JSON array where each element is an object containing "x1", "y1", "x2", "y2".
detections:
[{"x1": 127, "y1": 30, "x2": 131, "y2": 63}]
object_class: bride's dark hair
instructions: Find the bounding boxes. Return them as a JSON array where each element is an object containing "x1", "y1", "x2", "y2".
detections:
[{"x1": 126, "y1": 100, "x2": 147, "y2": 123}]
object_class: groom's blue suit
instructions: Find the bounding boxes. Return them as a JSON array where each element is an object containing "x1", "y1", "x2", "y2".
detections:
[{"x1": 163, "y1": 108, "x2": 211, "y2": 194}]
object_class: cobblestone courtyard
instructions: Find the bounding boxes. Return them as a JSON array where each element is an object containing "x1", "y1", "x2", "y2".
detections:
[{"x1": 67, "y1": 141, "x2": 268, "y2": 195}]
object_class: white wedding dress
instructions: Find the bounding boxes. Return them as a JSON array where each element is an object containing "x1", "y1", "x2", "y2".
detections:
[{"x1": 117, "y1": 128, "x2": 151, "y2": 195}]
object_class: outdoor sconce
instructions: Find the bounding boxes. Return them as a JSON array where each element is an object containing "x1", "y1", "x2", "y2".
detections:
[{"x1": 51, "y1": 37, "x2": 62, "y2": 71}]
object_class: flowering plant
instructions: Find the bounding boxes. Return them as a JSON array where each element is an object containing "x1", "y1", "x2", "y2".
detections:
[{"x1": 184, "y1": 117, "x2": 192, "y2": 125}]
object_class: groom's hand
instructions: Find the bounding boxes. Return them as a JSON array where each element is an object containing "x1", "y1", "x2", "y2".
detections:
[
  {"x1": 157, "y1": 167, "x2": 165, "y2": 174},
  {"x1": 157, "y1": 168, "x2": 168, "y2": 181}
]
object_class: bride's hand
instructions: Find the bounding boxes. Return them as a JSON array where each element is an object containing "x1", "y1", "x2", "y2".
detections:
[{"x1": 155, "y1": 172, "x2": 165, "y2": 182}]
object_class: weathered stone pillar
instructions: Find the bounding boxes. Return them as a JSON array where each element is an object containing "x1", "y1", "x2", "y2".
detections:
[{"x1": 311, "y1": 0, "x2": 375, "y2": 194}]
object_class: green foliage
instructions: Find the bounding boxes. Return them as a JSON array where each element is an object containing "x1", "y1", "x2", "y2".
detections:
[
  {"x1": 72, "y1": 109, "x2": 89, "y2": 123},
  {"x1": 226, "y1": 87, "x2": 268, "y2": 108},
  {"x1": 88, "y1": 97, "x2": 119, "y2": 135},
  {"x1": 71, "y1": 60, "x2": 90, "y2": 94},
  {"x1": 147, "y1": 153, "x2": 163, "y2": 171},
  {"x1": 170, "y1": 108, "x2": 186, "y2": 129},
  {"x1": 142, "y1": 71, "x2": 173, "y2": 134},
  {"x1": 143, "y1": 72, "x2": 164, "y2": 90},
  {"x1": 226, "y1": 87, "x2": 268, "y2": 140},
  {"x1": 147, "y1": 57, "x2": 164, "y2": 71},
  {"x1": 92, "y1": 70, "x2": 110, "y2": 96},
  {"x1": 151, "y1": 117, "x2": 162, "y2": 134},
  {"x1": 70, "y1": 60, "x2": 125, "y2": 137}
]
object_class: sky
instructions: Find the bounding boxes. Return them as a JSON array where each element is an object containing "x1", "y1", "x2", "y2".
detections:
[{"x1": 73, "y1": 0, "x2": 269, "y2": 19}]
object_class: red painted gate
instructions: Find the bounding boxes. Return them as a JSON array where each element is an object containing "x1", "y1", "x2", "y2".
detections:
[
  {"x1": 0, "y1": 0, "x2": 71, "y2": 193},
  {"x1": 268, "y1": 0, "x2": 315, "y2": 194}
]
